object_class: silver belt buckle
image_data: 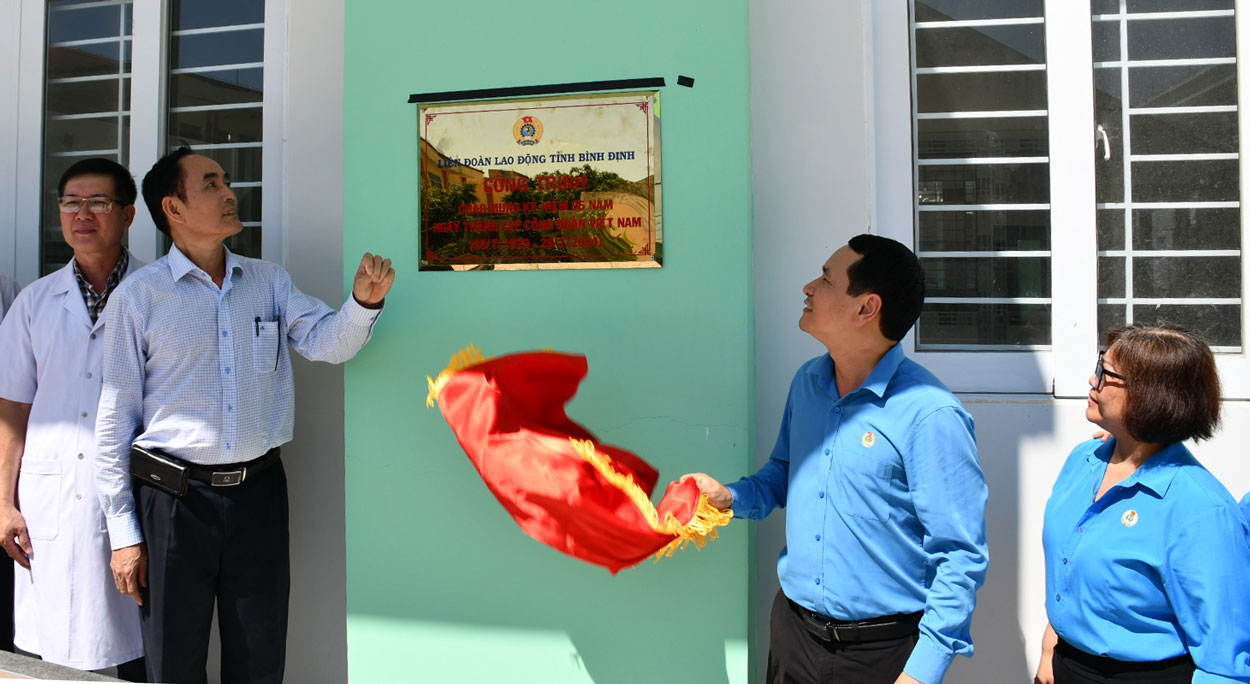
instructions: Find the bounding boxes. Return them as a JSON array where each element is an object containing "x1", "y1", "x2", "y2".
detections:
[{"x1": 211, "y1": 468, "x2": 245, "y2": 486}]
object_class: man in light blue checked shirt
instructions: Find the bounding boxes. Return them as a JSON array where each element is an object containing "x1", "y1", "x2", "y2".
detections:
[
  {"x1": 95, "y1": 147, "x2": 395, "y2": 684},
  {"x1": 686, "y1": 235, "x2": 988, "y2": 684}
]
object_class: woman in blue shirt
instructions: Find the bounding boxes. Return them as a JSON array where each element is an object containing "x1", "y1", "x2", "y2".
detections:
[{"x1": 1035, "y1": 323, "x2": 1250, "y2": 684}]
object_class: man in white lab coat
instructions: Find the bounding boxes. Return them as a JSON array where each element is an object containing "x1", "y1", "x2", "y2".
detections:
[{"x1": 0, "y1": 158, "x2": 145, "y2": 679}]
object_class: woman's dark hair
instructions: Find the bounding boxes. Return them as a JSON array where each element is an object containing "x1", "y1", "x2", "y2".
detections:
[
  {"x1": 141, "y1": 146, "x2": 195, "y2": 235},
  {"x1": 845, "y1": 234, "x2": 926, "y2": 341},
  {"x1": 58, "y1": 158, "x2": 137, "y2": 206},
  {"x1": 1106, "y1": 322, "x2": 1221, "y2": 444}
]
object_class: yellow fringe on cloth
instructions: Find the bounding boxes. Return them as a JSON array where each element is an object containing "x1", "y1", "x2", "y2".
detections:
[
  {"x1": 570, "y1": 438, "x2": 733, "y2": 562},
  {"x1": 426, "y1": 345, "x2": 490, "y2": 407}
]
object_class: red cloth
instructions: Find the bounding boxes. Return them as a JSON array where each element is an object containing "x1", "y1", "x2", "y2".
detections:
[{"x1": 434, "y1": 351, "x2": 706, "y2": 573}]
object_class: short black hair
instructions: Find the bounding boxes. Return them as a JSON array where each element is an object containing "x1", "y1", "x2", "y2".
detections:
[
  {"x1": 141, "y1": 146, "x2": 195, "y2": 235},
  {"x1": 1106, "y1": 323, "x2": 1221, "y2": 444},
  {"x1": 845, "y1": 234, "x2": 926, "y2": 341},
  {"x1": 58, "y1": 158, "x2": 137, "y2": 206}
]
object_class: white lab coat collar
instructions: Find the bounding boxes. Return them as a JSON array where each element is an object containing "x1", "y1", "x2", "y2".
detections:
[{"x1": 50, "y1": 251, "x2": 142, "y2": 332}]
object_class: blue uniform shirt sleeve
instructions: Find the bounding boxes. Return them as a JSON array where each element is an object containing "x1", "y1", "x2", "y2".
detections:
[
  {"x1": 901, "y1": 406, "x2": 989, "y2": 684},
  {"x1": 726, "y1": 391, "x2": 793, "y2": 520},
  {"x1": 1163, "y1": 505, "x2": 1250, "y2": 684}
]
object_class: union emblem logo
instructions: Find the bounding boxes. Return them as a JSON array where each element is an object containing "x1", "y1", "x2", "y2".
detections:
[
  {"x1": 513, "y1": 115, "x2": 543, "y2": 146},
  {"x1": 861, "y1": 432, "x2": 876, "y2": 448},
  {"x1": 1121, "y1": 510, "x2": 1138, "y2": 527}
]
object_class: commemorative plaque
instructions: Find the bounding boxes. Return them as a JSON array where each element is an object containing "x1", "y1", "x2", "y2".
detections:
[{"x1": 417, "y1": 92, "x2": 662, "y2": 270}]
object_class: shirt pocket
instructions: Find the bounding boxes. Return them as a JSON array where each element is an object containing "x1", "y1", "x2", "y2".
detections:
[
  {"x1": 251, "y1": 320, "x2": 280, "y2": 374},
  {"x1": 18, "y1": 461, "x2": 60, "y2": 541},
  {"x1": 833, "y1": 452, "x2": 903, "y2": 523}
]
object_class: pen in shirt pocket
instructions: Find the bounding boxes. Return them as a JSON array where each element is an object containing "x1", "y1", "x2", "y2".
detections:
[{"x1": 255, "y1": 316, "x2": 261, "y2": 336}]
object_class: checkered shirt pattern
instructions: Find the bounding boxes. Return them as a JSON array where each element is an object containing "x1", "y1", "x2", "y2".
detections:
[
  {"x1": 95, "y1": 245, "x2": 382, "y2": 549},
  {"x1": 73, "y1": 250, "x2": 130, "y2": 324}
]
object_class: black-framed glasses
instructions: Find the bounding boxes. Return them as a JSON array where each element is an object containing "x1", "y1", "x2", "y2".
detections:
[
  {"x1": 1094, "y1": 351, "x2": 1128, "y2": 390},
  {"x1": 58, "y1": 197, "x2": 120, "y2": 214}
]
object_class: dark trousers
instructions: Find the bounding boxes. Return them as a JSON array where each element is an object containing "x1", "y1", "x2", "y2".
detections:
[
  {"x1": 110, "y1": 657, "x2": 149, "y2": 682},
  {"x1": 0, "y1": 550, "x2": 10, "y2": 651},
  {"x1": 1054, "y1": 638, "x2": 1195, "y2": 684},
  {"x1": 766, "y1": 589, "x2": 918, "y2": 684},
  {"x1": 136, "y1": 460, "x2": 290, "y2": 684}
]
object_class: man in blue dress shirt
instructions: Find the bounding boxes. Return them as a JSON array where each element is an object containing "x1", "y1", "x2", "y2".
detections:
[
  {"x1": 94, "y1": 147, "x2": 395, "y2": 683},
  {"x1": 687, "y1": 235, "x2": 988, "y2": 684}
]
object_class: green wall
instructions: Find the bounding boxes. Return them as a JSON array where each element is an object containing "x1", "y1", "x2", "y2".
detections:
[{"x1": 343, "y1": 3, "x2": 754, "y2": 682}]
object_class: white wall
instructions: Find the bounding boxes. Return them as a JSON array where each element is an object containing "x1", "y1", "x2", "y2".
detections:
[
  {"x1": 748, "y1": 3, "x2": 1250, "y2": 684},
  {"x1": 273, "y1": 0, "x2": 349, "y2": 681},
  {"x1": 748, "y1": 0, "x2": 873, "y2": 679}
]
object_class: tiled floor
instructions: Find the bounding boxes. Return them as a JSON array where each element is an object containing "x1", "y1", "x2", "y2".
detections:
[{"x1": 0, "y1": 652, "x2": 114, "y2": 681}]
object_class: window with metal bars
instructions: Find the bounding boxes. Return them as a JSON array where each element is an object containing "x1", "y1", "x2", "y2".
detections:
[{"x1": 39, "y1": 0, "x2": 134, "y2": 274}]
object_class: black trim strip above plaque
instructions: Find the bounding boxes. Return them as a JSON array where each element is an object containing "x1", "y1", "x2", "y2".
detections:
[{"x1": 408, "y1": 77, "x2": 666, "y2": 104}]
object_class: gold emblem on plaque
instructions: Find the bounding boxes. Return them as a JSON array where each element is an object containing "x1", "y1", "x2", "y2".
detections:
[{"x1": 513, "y1": 115, "x2": 543, "y2": 146}]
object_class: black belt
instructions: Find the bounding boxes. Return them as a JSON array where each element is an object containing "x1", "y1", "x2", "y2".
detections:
[
  {"x1": 1055, "y1": 637, "x2": 1194, "y2": 676},
  {"x1": 788, "y1": 598, "x2": 921, "y2": 643},
  {"x1": 188, "y1": 447, "x2": 281, "y2": 487}
]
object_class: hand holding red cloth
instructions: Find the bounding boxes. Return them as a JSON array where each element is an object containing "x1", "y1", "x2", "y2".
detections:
[{"x1": 427, "y1": 346, "x2": 731, "y2": 574}]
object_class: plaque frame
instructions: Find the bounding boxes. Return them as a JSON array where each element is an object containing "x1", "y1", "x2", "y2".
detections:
[{"x1": 416, "y1": 91, "x2": 663, "y2": 271}]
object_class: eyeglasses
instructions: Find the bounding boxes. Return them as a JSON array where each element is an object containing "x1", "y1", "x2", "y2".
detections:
[
  {"x1": 58, "y1": 197, "x2": 120, "y2": 214},
  {"x1": 1093, "y1": 351, "x2": 1128, "y2": 390}
]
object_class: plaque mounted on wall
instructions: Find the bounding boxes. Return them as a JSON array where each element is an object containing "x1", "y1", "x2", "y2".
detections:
[{"x1": 417, "y1": 92, "x2": 662, "y2": 271}]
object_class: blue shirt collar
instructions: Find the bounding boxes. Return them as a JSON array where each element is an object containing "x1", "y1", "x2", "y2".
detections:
[
  {"x1": 1089, "y1": 439, "x2": 1187, "y2": 499},
  {"x1": 808, "y1": 342, "x2": 905, "y2": 400}
]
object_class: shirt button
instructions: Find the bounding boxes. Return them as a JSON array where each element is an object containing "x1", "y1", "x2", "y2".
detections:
[
  {"x1": 818, "y1": 491, "x2": 825, "y2": 499},
  {"x1": 834, "y1": 407, "x2": 841, "y2": 413},
  {"x1": 815, "y1": 534, "x2": 821, "y2": 541},
  {"x1": 85, "y1": 372, "x2": 92, "y2": 379},
  {"x1": 1078, "y1": 526, "x2": 1084, "y2": 533},
  {"x1": 823, "y1": 448, "x2": 830, "y2": 455},
  {"x1": 222, "y1": 330, "x2": 228, "y2": 337},
  {"x1": 77, "y1": 453, "x2": 84, "y2": 460},
  {"x1": 225, "y1": 367, "x2": 231, "y2": 374},
  {"x1": 75, "y1": 494, "x2": 82, "y2": 501},
  {"x1": 814, "y1": 577, "x2": 821, "y2": 585},
  {"x1": 227, "y1": 405, "x2": 233, "y2": 411},
  {"x1": 90, "y1": 333, "x2": 96, "y2": 340},
  {"x1": 1055, "y1": 594, "x2": 1061, "y2": 602},
  {"x1": 1062, "y1": 558, "x2": 1068, "y2": 565},
  {"x1": 80, "y1": 411, "x2": 88, "y2": 419},
  {"x1": 226, "y1": 443, "x2": 231, "y2": 449}
]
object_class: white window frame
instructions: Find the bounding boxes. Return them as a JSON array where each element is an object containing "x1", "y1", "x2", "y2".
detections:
[
  {"x1": 870, "y1": 0, "x2": 1250, "y2": 399},
  {"x1": 1, "y1": 0, "x2": 23, "y2": 283},
  {"x1": 14, "y1": 0, "x2": 286, "y2": 277}
]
